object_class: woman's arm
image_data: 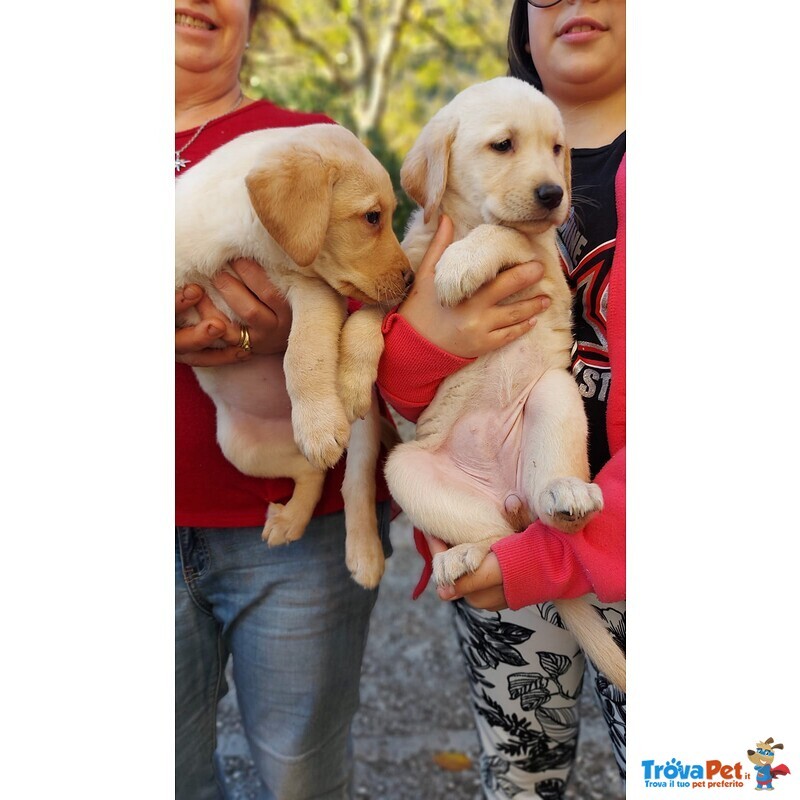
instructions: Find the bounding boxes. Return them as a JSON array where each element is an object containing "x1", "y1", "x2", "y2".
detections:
[{"x1": 377, "y1": 216, "x2": 550, "y2": 421}]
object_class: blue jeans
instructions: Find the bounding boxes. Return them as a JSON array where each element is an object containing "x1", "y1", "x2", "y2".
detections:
[{"x1": 175, "y1": 504, "x2": 391, "y2": 800}]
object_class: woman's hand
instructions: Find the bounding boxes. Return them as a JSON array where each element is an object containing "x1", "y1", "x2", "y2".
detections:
[
  {"x1": 426, "y1": 535, "x2": 509, "y2": 612},
  {"x1": 398, "y1": 215, "x2": 551, "y2": 359},
  {"x1": 175, "y1": 285, "x2": 238, "y2": 367},
  {"x1": 175, "y1": 259, "x2": 292, "y2": 367}
]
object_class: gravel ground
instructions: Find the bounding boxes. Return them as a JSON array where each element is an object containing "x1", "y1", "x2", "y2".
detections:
[{"x1": 215, "y1": 514, "x2": 623, "y2": 800}]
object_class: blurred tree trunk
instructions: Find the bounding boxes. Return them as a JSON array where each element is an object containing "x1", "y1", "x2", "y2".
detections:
[
  {"x1": 351, "y1": 0, "x2": 412, "y2": 139},
  {"x1": 251, "y1": 1, "x2": 505, "y2": 147}
]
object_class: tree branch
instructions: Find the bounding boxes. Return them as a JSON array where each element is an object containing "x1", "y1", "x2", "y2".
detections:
[
  {"x1": 359, "y1": 0, "x2": 413, "y2": 135},
  {"x1": 263, "y1": 2, "x2": 353, "y2": 91}
]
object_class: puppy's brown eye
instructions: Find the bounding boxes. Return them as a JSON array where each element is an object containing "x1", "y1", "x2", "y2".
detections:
[
  {"x1": 553, "y1": 144, "x2": 563, "y2": 156},
  {"x1": 365, "y1": 211, "x2": 381, "y2": 225},
  {"x1": 491, "y1": 139, "x2": 513, "y2": 152}
]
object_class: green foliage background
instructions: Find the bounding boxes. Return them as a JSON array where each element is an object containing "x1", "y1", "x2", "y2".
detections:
[{"x1": 241, "y1": 1, "x2": 511, "y2": 235}]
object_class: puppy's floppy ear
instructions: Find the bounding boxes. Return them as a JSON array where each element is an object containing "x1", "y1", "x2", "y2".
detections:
[
  {"x1": 401, "y1": 112, "x2": 458, "y2": 225},
  {"x1": 562, "y1": 143, "x2": 572, "y2": 207},
  {"x1": 246, "y1": 148, "x2": 337, "y2": 267}
]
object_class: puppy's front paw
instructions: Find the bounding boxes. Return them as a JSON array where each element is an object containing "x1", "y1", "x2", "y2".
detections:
[
  {"x1": 338, "y1": 373, "x2": 373, "y2": 422},
  {"x1": 432, "y1": 542, "x2": 492, "y2": 587},
  {"x1": 337, "y1": 307, "x2": 383, "y2": 421},
  {"x1": 346, "y1": 531, "x2": 385, "y2": 589},
  {"x1": 434, "y1": 243, "x2": 495, "y2": 307},
  {"x1": 292, "y1": 399, "x2": 350, "y2": 470},
  {"x1": 261, "y1": 503, "x2": 308, "y2": 547},
  {"x1": 537, "y1": 478, "x2": 603, "y2": 534}
]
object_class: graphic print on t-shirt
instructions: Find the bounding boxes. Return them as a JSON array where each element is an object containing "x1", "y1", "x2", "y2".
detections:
[
  {"x1": 558, "y1": 208, "x2": 614, "y2": 477},
  {"x1": 557, "y1": 132, "x2": 624, "y2": 478}
]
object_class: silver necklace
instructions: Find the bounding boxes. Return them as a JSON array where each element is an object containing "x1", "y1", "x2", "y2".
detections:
[{"x1": 175, "y1": 93, "x2": 244, "y2": 172}]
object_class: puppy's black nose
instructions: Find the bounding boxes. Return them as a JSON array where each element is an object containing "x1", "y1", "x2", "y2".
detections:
[
  {"x1": 535, "y1": 183, "x2": 564, "y2": 210},
  {"x1": 403, "y1": 269, "x2": 415, "y2": 288}
]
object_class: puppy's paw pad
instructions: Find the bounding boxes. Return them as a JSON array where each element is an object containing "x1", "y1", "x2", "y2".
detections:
[
  {"x1": 262, "y1": 503, "x2": 307, "y2": 547},
  {"x1": 538, "y1": 478, "x2": 604, "y2": 534}
]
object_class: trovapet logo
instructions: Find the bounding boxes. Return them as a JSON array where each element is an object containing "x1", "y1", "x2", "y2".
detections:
[
  {"x1": 641, "y1": 758, "x2": 746, "y2": 790},
  {"x1": 640, "y1": 736, "x2": 791, "y2": 792},
  {"x1": 746, "y1": 737, "x2": 791, "y2": 792}
]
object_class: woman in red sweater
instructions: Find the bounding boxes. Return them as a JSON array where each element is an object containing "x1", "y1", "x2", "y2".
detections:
[
  {"x1": 377, "y1": 1, "x2": 627, "y2": 796},
  {"x1": 174, "y1": 2, "x2": 395, "y2": 798}
]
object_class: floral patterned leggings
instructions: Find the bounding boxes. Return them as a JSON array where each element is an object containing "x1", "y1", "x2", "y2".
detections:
[{"x1": 453, "y1": 597, "x2": 626, "y2": 800}]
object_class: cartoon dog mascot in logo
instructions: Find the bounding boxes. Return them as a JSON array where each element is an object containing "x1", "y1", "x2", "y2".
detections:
[{"x1": 747, "y1": 738, "x2": 791, "y2": 791}]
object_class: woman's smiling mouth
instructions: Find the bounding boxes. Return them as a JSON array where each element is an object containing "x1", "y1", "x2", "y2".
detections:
[{"x1": 176, "y1": 12, "x2": 216, "y2": 31}]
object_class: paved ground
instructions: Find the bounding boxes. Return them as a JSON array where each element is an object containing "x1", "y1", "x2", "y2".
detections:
[{"x1": 214, "y1": 512, "x2": 623, "y2": 800}]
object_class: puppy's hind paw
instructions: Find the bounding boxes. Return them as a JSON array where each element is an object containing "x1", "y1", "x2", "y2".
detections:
[
  {"x1": 262, "y1": 503, "x2": 309, "y2": 547},
  {"x1": 538, "y1": 477, "x2": 603, "y2": 534},
  {"x1": 432, "y1": 542, "x2": 492, "y2": 587},
  {"x1": 346, "y1": 533, "x2": 385, "y2": 589}
]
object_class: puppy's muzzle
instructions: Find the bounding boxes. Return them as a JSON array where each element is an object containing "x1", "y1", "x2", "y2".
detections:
[{"x1": 535, "y1": 183, "x2": 564, "y2": 210}]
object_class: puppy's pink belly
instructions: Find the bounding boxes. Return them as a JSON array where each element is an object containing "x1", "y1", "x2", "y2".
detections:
[
  {"x1": 438, "y1": 406, "x2": 525, "y2": 505},
  {"x1": 202, "y1": 354, "x2": 292, "y2": 420},
  {"x1": 199, "y1": 355, "x2": 304, "y2": 473},
  {"x1": 226, "y1": 409, "x2": 294, "y2": 440}
]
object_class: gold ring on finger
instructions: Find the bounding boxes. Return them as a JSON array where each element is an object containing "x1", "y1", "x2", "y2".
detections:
[{"x1": 238, "y1": 324, "x2": 251, "y2": 352}]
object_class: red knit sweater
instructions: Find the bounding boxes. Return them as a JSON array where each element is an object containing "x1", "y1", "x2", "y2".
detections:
[
  {"x1": 377, "y1": 156, "x2": 626, "y2": 607},
  {"x1": 175, "y1": 100, "x2": 391, "y2": 527}
]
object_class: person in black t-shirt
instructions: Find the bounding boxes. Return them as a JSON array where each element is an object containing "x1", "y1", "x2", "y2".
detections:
[{"x1": 441, "y1": 2, "x2": 628, "y2": 797}]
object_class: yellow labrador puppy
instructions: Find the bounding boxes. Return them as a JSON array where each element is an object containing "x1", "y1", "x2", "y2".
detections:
[
  {"x1": 385, "y1": 78, "x2": 625, "y2": 689},
  {"x1": 176, "y1": 124, "x2": 410, "y2": 588}
]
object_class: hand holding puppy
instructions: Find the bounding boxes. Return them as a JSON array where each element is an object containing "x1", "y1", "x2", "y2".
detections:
[
  {"x1": 397, "y1": 215, "x2": 550, "y2": 359},
  {"x1": 175, "y1": 258, "x2": 292, "y2": 366}
]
